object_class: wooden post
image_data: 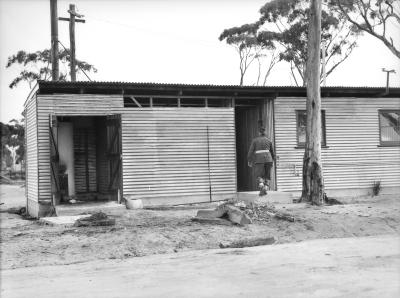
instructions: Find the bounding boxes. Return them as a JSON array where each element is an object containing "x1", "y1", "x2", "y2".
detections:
[
  {"x1": 59, "y1": 4, "x2": 85, "y2": 81},
  {"x1": 50, "y1": 0, "x2": 59, "y2": 81},
  {"x1": 382, "y1": 68, "x2": 396, "y2": 94},
  {"x1": 69, "y1": 4, "x2": 76, "y2": 81},
  {"x1": 301, "y1": 0, "x2": 324, "y2": 205}
]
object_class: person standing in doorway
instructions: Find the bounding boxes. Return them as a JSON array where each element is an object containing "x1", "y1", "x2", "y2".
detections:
[{"x1": 247, "y1": 127, "x2": 275, "y2": 196}]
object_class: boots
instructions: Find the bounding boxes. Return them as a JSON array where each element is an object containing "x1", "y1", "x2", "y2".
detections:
[{"x1": 257, "y1": 177, "x2": 267, "y2": 196}]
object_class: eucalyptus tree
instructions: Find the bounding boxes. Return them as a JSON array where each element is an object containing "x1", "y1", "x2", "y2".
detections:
[
  {"x1": 220, "y1": 0, "x2": 362, "y2": 86},
  {"x1": 219, "y1": 22, "x2": 279, "y2": 86},
  {"x1": 331, "y1": 0, "x2": 400, "y2": 59},
  {"x1": 6, "y1": 48, "x2": 97, "y2": 89}
]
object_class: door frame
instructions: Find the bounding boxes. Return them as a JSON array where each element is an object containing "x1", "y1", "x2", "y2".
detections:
[{"x1": 234, "y1": 98, "x2": 276, "y2": 191}]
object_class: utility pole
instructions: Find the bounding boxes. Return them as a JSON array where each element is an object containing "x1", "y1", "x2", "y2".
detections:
[
  {"x1": 382, "y1": 68, "x2": 396, "y2": 94},
  {"x1": 50, "y1": 0, "x2": 59, "y2": 81},
  {"x1": 59, "y1": 4, "x2": 85, "y2": 81}
]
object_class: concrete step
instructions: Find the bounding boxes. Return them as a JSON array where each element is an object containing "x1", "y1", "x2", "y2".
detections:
[
  {"x1": 39, "y1": 215, "x2": 91, "y2": 227},
  {"x1": 55, "y1": 201, "x2": 126, "y2": 216},
  {"x1": 237, "y1": 191, "x2": 294, "y2": 204}
]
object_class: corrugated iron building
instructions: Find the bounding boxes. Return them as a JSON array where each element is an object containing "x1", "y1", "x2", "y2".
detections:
[{"x1": 24, "y1": 82, "x2": 400, "y2": 217}]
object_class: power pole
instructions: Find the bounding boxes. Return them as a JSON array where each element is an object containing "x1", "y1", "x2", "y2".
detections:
[
  {"x1": 50, "y1": 0, "x2": 59, "y2": 81},
  {"x1": 59, "y1": 4, "x2": 85, "y2": 81},
  {"x1": 382, "y1": 68, "x2": 396, "y2": 94}
]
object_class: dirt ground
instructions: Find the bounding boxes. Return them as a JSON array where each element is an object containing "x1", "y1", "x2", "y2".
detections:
[
  {"x1": 1, "y1": 184, "x2": 400, "y2": 270},
  {"x1": 2, "y1": 235, "x2": 399, "y2": 298}
]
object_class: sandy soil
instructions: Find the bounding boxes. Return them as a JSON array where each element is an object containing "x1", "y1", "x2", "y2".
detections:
[
  {"x1": 1, "y1": 185, "x2": 399, "y2": 270},
  {"x1": 2, "y1": 236, "x2": 399, "y2": 298}
]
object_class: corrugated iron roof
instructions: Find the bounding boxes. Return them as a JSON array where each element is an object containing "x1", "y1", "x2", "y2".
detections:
[{"x1": 36, "y1": 80, "x2": 400, "y2": 97}]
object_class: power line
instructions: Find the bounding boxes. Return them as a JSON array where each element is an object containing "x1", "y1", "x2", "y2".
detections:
[
  {"x1": 88, "y1": 16, "x2": 224, "y2": 48},
  {"x1": 58, "y1": 40, "x2": 93, "y2": 81}
]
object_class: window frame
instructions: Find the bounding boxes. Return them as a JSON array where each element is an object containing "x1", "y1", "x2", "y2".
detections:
[
  {"x1": 378, "y1": 109, "x2": 400, "y2": 147},
  {"x1": 295, "y1": 110, "x2": 327, "y2": 148}
]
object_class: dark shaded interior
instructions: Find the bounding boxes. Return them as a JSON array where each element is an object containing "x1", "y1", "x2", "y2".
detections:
[{"x1": 53, "y1": 116, "x2": 121, "y2": 203}]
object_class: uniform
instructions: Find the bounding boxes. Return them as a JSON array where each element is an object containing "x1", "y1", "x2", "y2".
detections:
[{"x1": 247, "y1": 133, "x2": 275, "y2": 194}]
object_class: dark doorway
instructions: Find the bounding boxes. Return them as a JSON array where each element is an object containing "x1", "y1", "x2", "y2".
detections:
[
  {"x1": 49, "y1": 115, "x2": 122, "y2": 204},
  {"x1": 235, "y1": 99, "x2": 276, "y2": 192}
]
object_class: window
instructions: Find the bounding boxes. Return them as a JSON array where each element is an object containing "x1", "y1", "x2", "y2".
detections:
[
  {"x1": 296, "y1": 110, "x2": 326, "y2": 147},
  {"x1": 180, "y1": 98, "x2": 206, "y2": 107},
  {"x1": 207, "y1": 98, "x2": 232, "y2": 107},
  {"x1": 152, "y1": 97, "x2": 178, "y2": 107},
  {"x1": 124, "y1": 97, "x2": 151, "y2": 107},
  {"x1": 123, "y1": 96, "x2": 233, "y2": 108},
  {"x1": 379, "y1": 110, "x2": 400, "y2": 146}
]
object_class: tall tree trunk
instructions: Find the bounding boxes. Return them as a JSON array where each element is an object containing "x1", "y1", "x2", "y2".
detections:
[{"x1": 301, "y1": 0, "x2": 324, "y2": 205}]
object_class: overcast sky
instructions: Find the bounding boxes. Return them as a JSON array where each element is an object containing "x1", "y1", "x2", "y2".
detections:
[{"x1": 1, "y1": 0, "x2": 399, "y2": 122}]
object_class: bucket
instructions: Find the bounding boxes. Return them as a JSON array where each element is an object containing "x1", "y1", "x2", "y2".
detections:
[{"x1": 125, "y1": 198, "x2": 143, "y2": 210}]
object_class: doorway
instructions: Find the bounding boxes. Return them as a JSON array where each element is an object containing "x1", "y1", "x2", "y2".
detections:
[
  {"x1": 235, "y1": 99, "x2": 276, "y2": 192},
  {"x1": 49, "y1": 115, "x2": 122, "y2": 204}
]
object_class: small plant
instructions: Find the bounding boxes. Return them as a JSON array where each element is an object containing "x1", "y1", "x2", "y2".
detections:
[{"x1": 372, "y1": 180, "x2": 381, "y2": 196}]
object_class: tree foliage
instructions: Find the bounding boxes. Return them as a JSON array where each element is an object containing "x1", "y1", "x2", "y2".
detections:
[
  {"x1": 219, "y1": 23, "x2": 279, "y2": 86},
  {"x1": 330, "y1": 0, "x2": 400, "y2": 59},
  {"x1": 1, "y1": 119, "x2": 25, "y2": 169},
  {"x1": 259, "y1": 0, "x2": 362, "y2": 85},
  {"x1": 220, "y1": 0, "x2": 363, "y2": 86},
  {"x1": 6, "y1": 49, "x2": 97, "y2": 89}
]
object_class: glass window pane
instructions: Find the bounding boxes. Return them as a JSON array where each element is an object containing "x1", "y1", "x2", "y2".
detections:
[
  {"x1": 380, "y1": 111, "x2": 400, "y2": 144},
  {"x1": 297, "y1": 110, "x2": 326, "y2": 147},
  {"x1": 297, "y1": 111, "x2": 306, "y2": 146}
]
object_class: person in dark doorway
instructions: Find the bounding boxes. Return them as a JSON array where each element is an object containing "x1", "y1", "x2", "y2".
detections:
[{"x1": 247, "y1": 127, "x2": 275, "y2": 196}]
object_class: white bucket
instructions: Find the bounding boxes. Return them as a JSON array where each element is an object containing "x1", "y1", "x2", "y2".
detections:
[{"x1": 125, "y1": 198, "x2": 143, "y2": 210}]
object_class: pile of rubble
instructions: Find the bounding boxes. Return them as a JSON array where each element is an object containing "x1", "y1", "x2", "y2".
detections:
[
  {"x1": 74, "y1": 212, "x2": 115, "y2": 227},
  {"x1": 192, "y1": 200, "x2": 298, "y2": 226}
]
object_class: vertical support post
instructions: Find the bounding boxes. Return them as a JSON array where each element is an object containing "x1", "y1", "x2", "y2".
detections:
[
  {"x1": 382, "y1": 68, "x2": 396, "y2": 95},
  {"x1": 206, "y1": 126, "x2": 212, "y2": 202},
  {"x1": 69, "y1": 4, "x2": 76, "y2": 81},
  {"x1": 50, "y1": 0, "x2": 59, "y2": 81}
]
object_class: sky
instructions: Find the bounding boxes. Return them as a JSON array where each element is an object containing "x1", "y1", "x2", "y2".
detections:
[{"x1": 0, "y1": 0, "x2": 399, "y2": 122}]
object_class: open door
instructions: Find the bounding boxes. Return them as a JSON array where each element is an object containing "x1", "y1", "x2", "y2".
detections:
[
  {"x1": 49, "y1": 114, "x2": 60, "y2": 202},
  {"x1": 235, "y1": 99, "x2": 276, "y2": 191},
  {"x1": 106, "y1": 114, "x2": 122, "y2": 202}
]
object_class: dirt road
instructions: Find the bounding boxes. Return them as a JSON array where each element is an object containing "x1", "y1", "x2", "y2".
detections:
[
  {"x1": 1, "y1": 184, "x2": 400, "y2": 269},
  {"x1": 1, "y1": 235, "x2": 399, "y2": 298}
]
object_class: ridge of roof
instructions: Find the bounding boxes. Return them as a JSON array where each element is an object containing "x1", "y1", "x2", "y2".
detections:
[{"x1": 37, "y1": 80, "x2": 400, "y2": 90}]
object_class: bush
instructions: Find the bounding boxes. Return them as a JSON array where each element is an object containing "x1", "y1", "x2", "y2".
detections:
[{"x1": 372, "y1": 180, "x2": 381, "y2": 196}]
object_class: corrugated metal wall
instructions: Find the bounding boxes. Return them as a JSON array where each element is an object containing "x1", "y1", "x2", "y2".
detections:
[
  {"x1": 24, "y1": 95, "x2": 39, "y2": 215},
  {"x1": 35, "y1": 94, "x2": 236, "y2": 205},
  {"x1": 274, "y1": 96, "x2": 400, "y2": 193},
  {"x1": 121, "y1": 108, "x2": 237, "y2": 204}
]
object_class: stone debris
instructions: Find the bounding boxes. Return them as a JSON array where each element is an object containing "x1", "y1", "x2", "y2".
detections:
[
  {"x1": 223, "y1": 205, "x2": 252, "y2": 225},
  {"x1": 245, "y1": 204, "x2": 297, "y2": 222},
  {"x1": 192, "y1": 199, "x2": 298, "y2": 225},
  {"x1": 196, "y1": 208, "x2": 226, "y2": 219},
  {"x1": 192, "y1": 201, "x2": 251, "y2": 226},
  {"x1": 191, "y1": 217, "x2": 233, "y2": 225},
  {"x1": 74, "y1": 212, "x2": 116, "y2": 227},
  {"x1": 219, "y1": 236, "x2": 276, "y2": 248}
]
